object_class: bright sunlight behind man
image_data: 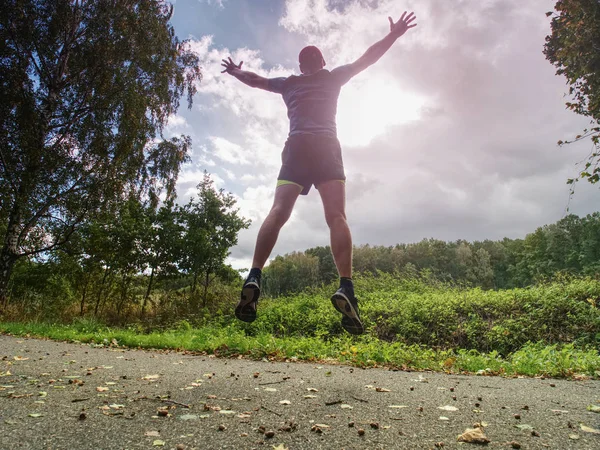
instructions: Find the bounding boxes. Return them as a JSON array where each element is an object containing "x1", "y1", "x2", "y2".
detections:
[{"x1": 337, "y1": 76, "x2": 426, "y2": 147}]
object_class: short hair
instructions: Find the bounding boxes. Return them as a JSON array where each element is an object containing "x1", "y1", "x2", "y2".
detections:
[{"x1": 299, "y1": 46, "x2": 325, "y2": 67}]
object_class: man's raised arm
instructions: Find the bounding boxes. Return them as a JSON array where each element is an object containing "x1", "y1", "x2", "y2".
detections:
[
  {"x1": 221, "y1": 57, "x2": 273, "y2": 91},
  {"x1": 337, "y1": 11, "x2": 417, "y2": 80}
]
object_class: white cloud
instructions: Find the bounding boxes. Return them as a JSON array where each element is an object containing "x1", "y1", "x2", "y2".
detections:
[
  {"x1": 180, "y1": 0, "x2": 600, "y2": 272},
  {"x1": 197, "y1": 0, "x2": 227, "y2": 8}
]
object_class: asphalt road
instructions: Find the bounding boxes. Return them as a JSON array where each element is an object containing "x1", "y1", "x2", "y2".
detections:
[{"x1": 1, "y1": 334, "x2": 599, "y2": 450}]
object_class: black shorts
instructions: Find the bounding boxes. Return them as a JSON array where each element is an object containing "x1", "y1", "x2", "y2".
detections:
[{"x1": 277, "y1": 134, "x2": 346, "y2": 195}]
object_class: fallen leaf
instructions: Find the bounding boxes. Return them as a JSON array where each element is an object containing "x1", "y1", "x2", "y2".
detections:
[
  {"x1": 307, "y1": 388, "x2": 318, "y2": 392},
  {"x1": 375, "y1": 387, "x2": 391, "y2": 392},
  {"x1": 38, "y1": 392, "x2": 47, "y2": 397},
  {"x1": 142, "y1": 375, "x2": 160, "y2": 381},
  {"x1": 237, "y1": 414, "x2": 252, "y2": 418},
  {"x1": 388, "y1": 405, "x2": 409, "y2": 409},
  {"x1": 314, "y1": 424, "x2": 331, "y2": 428},
  {"x1": 438, "y1": 405, "x2": 458, "y2": 412},
  {"x1": 109, "y1": 404, "x2": 124, "y2": 409},
  {"x1": 153, "y1": 440, "x2": 165, "y2": 446},
  {"x1": 439, "y1": 416, "x2": 450, "y2": 421},
  {"x1": 304, "y1": 395, "x2": 317, "y2": 399},
  {"x1": 279, "y1": 400, "x2": 291, "y2": 405},
  {"x1": 341, "y1": 404, "x2": 353, "y2": 409},
  {"x1": 587, "y1": 405, "x2": 600, "y2": 413},
  {"x1": 272, "y1": 444, "x2": 288, "y2": 450},
  {"x1": 145, "y1": 431, "x2": 160, "y2": 437},
  {"x1": 96, "y1": 387, "x2": 109, "y2": 392},
  {"x1": 580, "y1": 424, "x2": 600, "y2": 434},
  {"x1": 515, "y1": 424, "x2": 534, "y2": 431},
  {"x1": 219, "y1": 410, "x2": 236, "y2": 415},
  {"x1": 457, "y1": 427, "x2": 490, "y2": 444},
  {"x1": 28, "y1": 413, "x2": 43, "y2": 418},
  {"x1": 13, "y1": 356, "x2": 29, "y2": 361},
  {"x1": 264, "y1": 388, "x2": 277, "y2": 392},
  {"x1": 569, "y1": 434, "x2": 580, "y2": 440}
]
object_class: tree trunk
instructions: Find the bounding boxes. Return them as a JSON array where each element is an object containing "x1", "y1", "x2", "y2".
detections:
[
  {"x1": 0, "y1": 205, "x2": 22, "y2": 309},
  {"x1": 202, "y1": 269, "x2": 212, "y2": 308},
  {"x1": 94, "y1": 268, "x2": 111, "y2": 316},
  {"x1": 191, "y1": 271, "x2": 198, "y2": 294},
  {"x1": 141, "y1": 267, "x2": 155, "y2": 317},
  {"x1": 79, "y1": 274, "x2": 90, "y2": 316}
]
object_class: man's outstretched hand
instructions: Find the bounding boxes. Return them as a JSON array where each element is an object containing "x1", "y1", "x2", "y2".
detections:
[
  {"x1": 221, "y1": 57, "x2": 243, "y2": 74},
  {"x1": 388, "y1": 11, "x2": 417, "y2": 38}
]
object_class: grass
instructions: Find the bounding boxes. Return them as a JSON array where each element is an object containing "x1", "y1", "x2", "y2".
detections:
[
  {"x1": 2, "y1": 275, "x2": 599, "y2": 378},
  {"x1": 1, "y1": 320, "x2": 599, "y2": 378}
]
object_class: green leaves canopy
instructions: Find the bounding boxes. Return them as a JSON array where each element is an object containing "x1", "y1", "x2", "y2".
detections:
[
  {"x1": 0, "y1": 0, "x2": 201, "y2": 302},
  {"x1": 544, "y1": 0, "x2": 600, "y2": 185}
]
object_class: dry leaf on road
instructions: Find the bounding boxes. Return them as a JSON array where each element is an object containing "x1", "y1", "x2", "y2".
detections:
[{"x1": 457, "y1": 427, "x2": 490, "y2": 444}]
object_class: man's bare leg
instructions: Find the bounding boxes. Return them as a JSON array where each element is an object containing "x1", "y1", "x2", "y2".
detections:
[
  {"x1": 252, "y1": 183, "x2": 302, "y2": 269},
  {"x1": 317, "y1": 180, "x2": 352, "y2": 278},
  {"x1": 317, "y1": 179, "x2": 364, "y2": 334},
  {"x1": 236, "y1": 183, "x2": 301, "y2": 322}
]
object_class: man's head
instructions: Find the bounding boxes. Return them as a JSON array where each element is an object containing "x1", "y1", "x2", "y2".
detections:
[{"x1": 299, "y1": 46, "x2": 325, "y2": 74}]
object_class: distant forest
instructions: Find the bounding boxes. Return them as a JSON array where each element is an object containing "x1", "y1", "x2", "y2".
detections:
[
  {"x1": 262, "y1": 213, "x2": 600, "y2": 297},
  {"x1": 4, "y1": 211, "x2": 600, "y2": 323}
]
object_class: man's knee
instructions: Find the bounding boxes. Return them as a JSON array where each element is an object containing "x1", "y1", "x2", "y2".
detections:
[
  {"x1": 324, "y1": 210, "x2": 347, "y2": 228},
  {"x1": 269, "y1": 205, "x2": 293, "y2": 227}
]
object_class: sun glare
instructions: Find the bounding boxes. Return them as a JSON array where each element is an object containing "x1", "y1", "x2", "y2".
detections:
[{"x1": 337, "y1": 78, "x2": 425, "y2": 147}]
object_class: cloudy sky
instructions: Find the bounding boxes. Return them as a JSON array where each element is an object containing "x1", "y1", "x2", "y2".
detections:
[{"x1": 166, "y1": 0, "x2": 600, "y2": 271}]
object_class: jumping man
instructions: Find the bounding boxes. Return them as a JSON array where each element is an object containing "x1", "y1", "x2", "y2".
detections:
[{"x1": 222, "y1": 10, "x2": 417, "y2": 335}]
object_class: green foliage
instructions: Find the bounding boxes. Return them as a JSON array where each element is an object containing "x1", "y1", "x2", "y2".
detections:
[
  {"x1": 0, "y1": 0, "x2": 202, "y2": 302},
  {"x1": 179, "y1": 173, "x2": 251, "y2": 306},
  {"x1": 232, "y1": 273, "x2": 600, "y2": 356},
  {"x1": 262, "y1": 252, "x2": 320, "y2": 297},
  {"x1": 268, "y1": 213, "x2": 600, "y2": 294},
  {"x1": 544, "y1": 0, "x2": 600, "y2": 185},
  {"x1": 2, "y1": 322, "x2": 599, "y2": 377}
]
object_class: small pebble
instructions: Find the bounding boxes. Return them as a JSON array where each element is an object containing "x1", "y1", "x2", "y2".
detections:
[
  {"x1": 418, "y1": 406, "x2": 423, "y2": 412},
  {"x1": 358, "y1": 428, "x2": 365, "y2": 436},
  {"x1": 435, "y1": 442, "x2": 445, "y2": 448},
  {"x1": 265, "y1": 431, "x2": 275, "y2": 438},
  {"x1": 450, "y1": 387, "x2": 455, "y2": 392},
  {"x1": 311, "y1": 425, "x2": 322, "y2": 434},
  {"x1": 514, "y1": 414, "x2": 521, "y2": 420},
  {"x1": 157, "y1": 409, "x2": 169, "y2": 417},
  {"x1": 475, "y1": 402, "x2": 480, "y2": 407},
  {"x1": 477, "y1": 396, "x2": 482, "y2": 401},
  {"x1": 510, "y1": 442, "x2": 521, "y2": 449},
  {"x1": 176, "y1": 445, "x2": 185, "y2": 450},
  {"x1": 370, "y1": 422, "x2": 379, "y2": 429},
  {"x1": 550, "y1": 383, "x2": 556, "y2": 387},
  {"x1": 240, "y1": 433, "x2": 248, "y2": 437},
  {"x1": 348, "y1": 421, "x2": 355, "y2": 427},
  {"x1": 452, "y1": 395, "x2": 457, "y2": 401},
  {"x1": 258, "y1": 425, "x2": 266, "y2": 434},
  {"x1": 218, "y1": 424, "x2": 226, "y2": 431},
  {"x1": 79, "y1": 412, "x2": 87, "y2": 420},
  {"x1": 409, "y1": 386, "x2": 414, "y2": 391},
  {"x1": 531, "y1": 430, "x2": 540, "y2": 437},
  {"x1": 522, "y1": 405, "x2": 529, "y2": 410}
]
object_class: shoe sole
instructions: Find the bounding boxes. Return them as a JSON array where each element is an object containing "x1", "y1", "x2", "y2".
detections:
[
  {"x1": 235, "y1": 282, "x2": 260, "y2": 323},
  {"x1": 331, "y1": 292, "x2": 364, "y2": 335}
]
